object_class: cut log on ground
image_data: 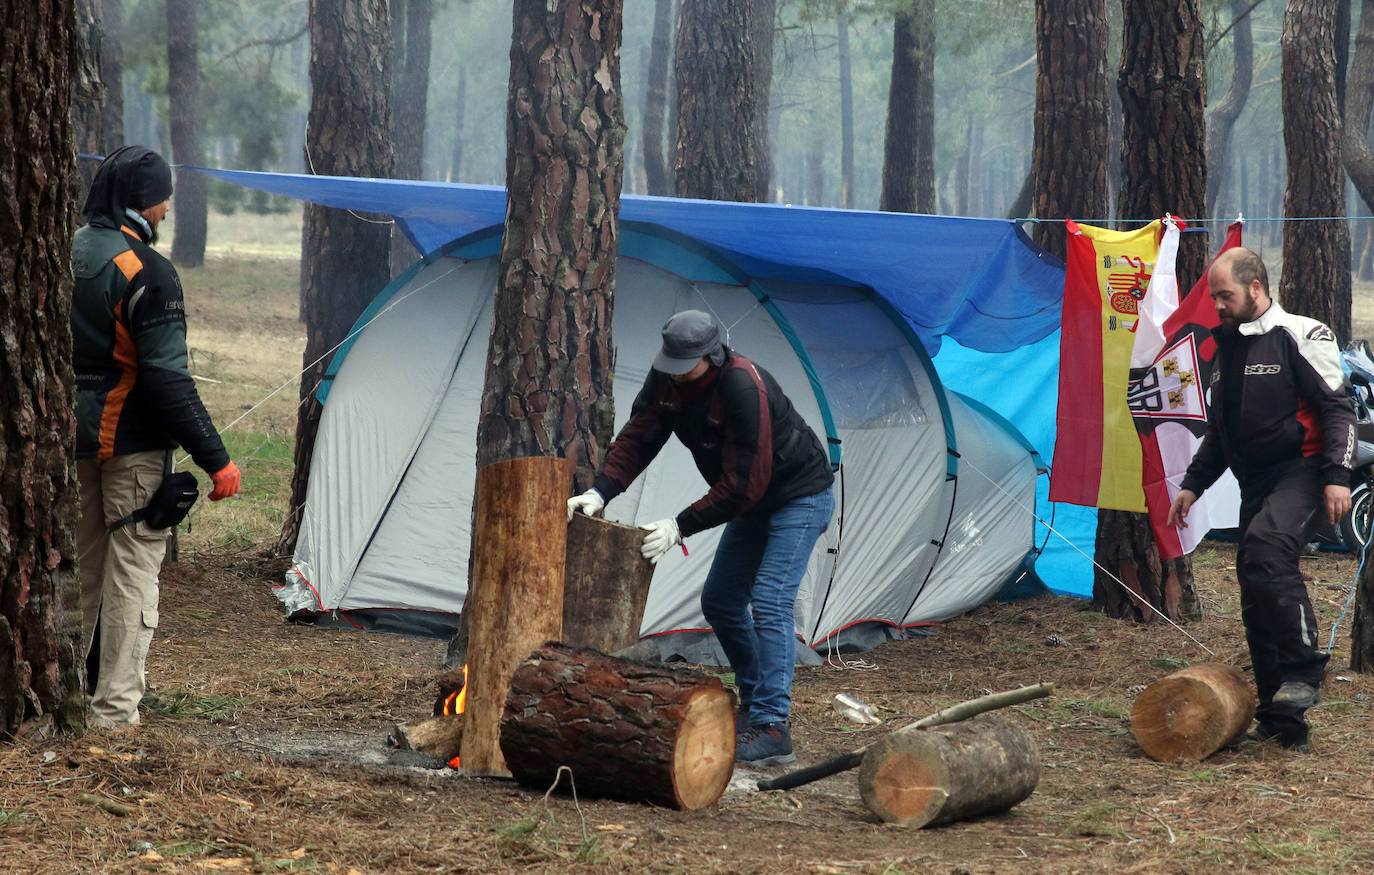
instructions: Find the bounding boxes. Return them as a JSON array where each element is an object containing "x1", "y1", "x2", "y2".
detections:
[
  {"x1": 500, "y1": 641, "x2": 736, "y2": 810},
  {"x1": 756, "y1": 682, "x2": 1054, "y2": 792},
  {"x1": 858, "y1": 714, "x2": 1040, "y2": 828},
  {"x1": 388, "y1": 714, "x2": 464, "y2": 760},
  {"x1": 1130, "y1": 661, "x2": 1256, "y2": 762},
  {"x1": 459, "y1": 456, "x2": 571, "y2": 777},
  {"x1": 562, "y1": 513, "x2": 657, "y2": 653}
]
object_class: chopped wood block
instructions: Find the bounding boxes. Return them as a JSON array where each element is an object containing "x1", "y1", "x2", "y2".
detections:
[{"x1": 1130, "y1": 661, "x2": 1256, "y2": 762}]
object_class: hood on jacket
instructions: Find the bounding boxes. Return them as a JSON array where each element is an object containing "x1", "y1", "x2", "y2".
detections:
[{"x1": 82, "y1": 146, "x2": 173, "y2": 230}]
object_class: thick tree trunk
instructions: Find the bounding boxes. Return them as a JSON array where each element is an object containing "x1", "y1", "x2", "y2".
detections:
[
  {"x1": 1352, "y1": 553, "x2": 1374, "y2": 670},
  {"x1": 880, "y1": 2, "x2": 936, "y2": 214},
  {"x1": 1343, "y1": 0, "x2": 1374, "y2": 262},
  {"x1": 388, "y1": 0, "x2": 432, "y2": 275},
  {"x1": 674, "y1": 0, "x2": 757, "y2": 201},
  {"x1": 1206, "y1": 0, "x2": 1254, "y2": 220},
  {"x1": 857, "y1": 715, "x2": 1040, "y2": 828},
  {"x1": 501, "y1": 642, "x2": 736, "y2": 810},
  {"x1": 73, "y1": 0, "x2": 105, "y2": 197},
  {"x1": 562, "y1": 514, "x2": 656, "y2": 653},
  {"x1": 1031, "y1": 0, "x2": 1110, "y2": 261},
  {"x1": 279, "y1": 0, "x2": 394, "y2": 556},
  {"x1": 642, "y1": 0, "x2": 673, "y2": 196},
  {"x1": 752, "y1": 0, "x2": 776, "y2": 200},
  {"x1": 460, "y1": 457, "x2": 571, "y2": 777},
  {"x1": 1282, "y1": 0, "x2": 1352, "y2": 342},
  {"x1": 166, "y1": 0, "x2": 207, "y2": 268},
  {"x1": 1091, "y1": 511, "x2": 1201, "y2": 621},
  {"x1": 101, "y1": 0, "x2": 124, "y2": 148},
  {"x1": 0, "y1": 0, "x2": 85, "y2": 737},
  {"x1": 1118, "y1": 0, "x2": 1207, "y2": 286},
  {"x1": 1130, "y1": 662, "x2": 1256, "y2": 761}
]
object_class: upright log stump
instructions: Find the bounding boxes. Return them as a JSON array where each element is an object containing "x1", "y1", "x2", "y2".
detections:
[
  {"x1": 459, "y1": 456, "x2": 571, "y2": 777},
  {"x1": 857, "y1": 715, "x2": 1040, "y2": 828},
  {"x1": 562, "y1": 513, "x2": 656, "y2": 653},
  {"x1": 500, "y1": 642, "x2": 736, "y2": 810},
  {"x1": 1130, "y1": 661, "x2": 1256, "y2": 762}
]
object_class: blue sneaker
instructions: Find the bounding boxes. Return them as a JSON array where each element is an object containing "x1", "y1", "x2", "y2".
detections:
[{"x1": 736, "y1": 721, "x2": 796, "y2": 766}]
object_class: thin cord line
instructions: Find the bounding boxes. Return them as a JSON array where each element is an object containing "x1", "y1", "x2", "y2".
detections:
[{"x1": 955, "y1": 451, "x2": 1217, "y2": 658}]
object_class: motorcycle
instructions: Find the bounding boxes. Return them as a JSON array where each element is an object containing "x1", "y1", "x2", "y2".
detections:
[{"x1": 1314, "y1": 342, "x2": 1374, "y2": 553}]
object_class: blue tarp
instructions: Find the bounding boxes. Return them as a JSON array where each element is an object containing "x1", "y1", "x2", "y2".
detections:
[{"x1": 196, "y1": 166, "x2": 1094, "y2": 595}]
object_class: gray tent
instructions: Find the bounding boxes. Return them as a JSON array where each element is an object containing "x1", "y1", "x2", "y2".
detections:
[{"x1": 277, "y1": 222, "x2": 1046, "y2": 661}]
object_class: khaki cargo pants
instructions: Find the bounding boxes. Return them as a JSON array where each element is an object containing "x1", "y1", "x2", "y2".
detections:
[{"x1": 77, "y1": 451, "x2": 170, "y2": 728}]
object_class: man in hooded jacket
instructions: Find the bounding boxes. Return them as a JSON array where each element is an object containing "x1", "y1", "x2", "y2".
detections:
[{"x1": 71, "y1": 146, "x2": 241, "y2": 728}]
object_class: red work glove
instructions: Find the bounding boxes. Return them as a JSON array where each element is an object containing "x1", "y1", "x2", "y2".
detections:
[{"x1": 208, "y1": 461, "x2": 241, "y2": 501}]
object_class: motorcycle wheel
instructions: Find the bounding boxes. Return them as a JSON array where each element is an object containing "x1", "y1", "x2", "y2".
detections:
[{"x1": 1339, "y1": 483, "x2": 1373, "y2": 554}]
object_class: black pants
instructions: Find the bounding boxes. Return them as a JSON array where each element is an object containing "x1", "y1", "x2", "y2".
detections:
[{"x1": 1236, "y1": 459, "x2": 1330, "y2": 743}]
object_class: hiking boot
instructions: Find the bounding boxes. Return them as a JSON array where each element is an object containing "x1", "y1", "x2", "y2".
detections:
[
  {"x1": 736, "y1": 721, "x2": 797, "y2": 766},
  {"x1": 1242, "y1": 723, "x2": 1283, "y2": 744},
  {"x1": 1240, "y1": 722, "x2": 1309, "y2": 752},
  {"x1": 1272, "y1": 681, "x2": 1321, "y2": 709}
]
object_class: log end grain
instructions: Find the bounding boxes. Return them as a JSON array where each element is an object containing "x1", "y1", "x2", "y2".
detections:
[
  {"x1": 671, "y1": 685, "x2": 737, "y2": 811},
  {"x1": 861, "y1": 738, "x2": 951, "y2": 827},
  {"x1": 1130, "y1": 662, "x2": 1257, "y2": 763}
]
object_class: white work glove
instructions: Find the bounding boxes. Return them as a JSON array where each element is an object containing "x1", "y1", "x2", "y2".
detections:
[
  {"x1": 566, "y1": 488, "x2": 605, "y2": 522},
  {"x1": 640, "y1": 518, "x2": 682, "y2": 564}
]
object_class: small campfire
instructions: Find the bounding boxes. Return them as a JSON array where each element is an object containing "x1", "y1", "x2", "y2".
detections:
[{"x1": 387, "y1": 664, "x2": 466, "y2": 767}]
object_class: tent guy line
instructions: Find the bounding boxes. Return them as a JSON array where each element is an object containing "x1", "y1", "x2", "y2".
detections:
[{"x1": 955, "y1": 451, "x2": 1216, "y2": 658}]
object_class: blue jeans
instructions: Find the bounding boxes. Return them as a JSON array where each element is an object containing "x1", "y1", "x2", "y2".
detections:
[{"x1": 699, "y1": 489, "x2": 835, "y2": 726}]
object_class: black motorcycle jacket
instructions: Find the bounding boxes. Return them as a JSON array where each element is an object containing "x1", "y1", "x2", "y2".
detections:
[{"x1": 1180, "y1": 301, "x2": 1355, "y2": 496}]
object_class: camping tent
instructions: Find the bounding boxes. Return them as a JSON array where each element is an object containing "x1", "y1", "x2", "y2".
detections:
[
  {"x1": 193, "y1": 168, "x2": 1099, "y2": 653},
  {"x1": 276, "y1": 220, "x2": 1049, "y2": 658}
]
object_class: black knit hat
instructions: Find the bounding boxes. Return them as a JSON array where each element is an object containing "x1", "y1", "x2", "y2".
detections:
[{"x1": 81, "y1": 146, "x2": 174, "y2": 226}]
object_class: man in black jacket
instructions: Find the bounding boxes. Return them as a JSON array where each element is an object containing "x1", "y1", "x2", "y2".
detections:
[
  {"x1": 72, "y1": 146, "x2": 241, "y2": 728},
  {"x1": 567, "y1": 310, "x2": 835, "y2": 765},
  {"x1": 1168, "y1": 247, "x2": 1354, "y2": 753}
]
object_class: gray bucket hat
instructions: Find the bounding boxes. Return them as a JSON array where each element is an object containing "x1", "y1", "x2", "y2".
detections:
[{"x1": 652, "y1": 310, "x2": 723, "y2": 374}]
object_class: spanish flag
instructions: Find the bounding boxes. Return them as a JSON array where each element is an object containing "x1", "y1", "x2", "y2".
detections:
[{"x1": 1049, "y1": 219, "x2": 1162, "y2": 511}]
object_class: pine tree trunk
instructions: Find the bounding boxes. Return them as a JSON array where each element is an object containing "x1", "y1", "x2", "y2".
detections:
[
  {"x1": 1031, "y1": 0, "x2": 1110, "y2": 261},
  {"x1": 674, "y1": 0, "x2": 758, "y2": 201},
  {"x1": 641, "y1": 0, "x2": 673, "y2": 196},
  {"x1": 388, "y1": 0, "x2": 432, "y2": 274},
  {"x1": 73, "y1": 0, "x2": 105, "y2": 199},
  {"x1": 0, "y1": 0, "x2": 86, "y2": 737},
  {"x1": 101, "y1": 0, "x2": 124, "y2": 148},
  {"x1": 1282, "y1": 0, "x2": 1352, "y2": 342},
  {"x1": 752, "y1": 0, "x2": 776, "y2": 201},
  {"x1": 449, "y1": 66, "x2": 465, "y2": 182},
  {"x1": 1092, "y1": 511, "x2": 1201, "y2": 621},
  {"x1": 1343, "y1": 0, "x2": 1374, "y2": 263},
  {"x1": 1206, "y1": 0, "x2": 1254, "y2": 220},
  {"x1": 279, "y1": 0, "x2": 394, "y2": 555},
  {"x1": 880, "y1": 2, "x2": 935, "y2": 215},
  {"x1": 166, "y1": 0, "x2": 207, "y2": 268}
]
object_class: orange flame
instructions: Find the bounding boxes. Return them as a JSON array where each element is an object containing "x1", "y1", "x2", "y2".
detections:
[{"x1": 444, "y1": 664, "x2": 468, "y2": 769}]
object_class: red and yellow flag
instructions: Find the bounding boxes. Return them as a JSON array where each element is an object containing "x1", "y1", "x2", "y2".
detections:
[{"x1": 1049, "y1": 219, "x2": 1163, "y2": 511}]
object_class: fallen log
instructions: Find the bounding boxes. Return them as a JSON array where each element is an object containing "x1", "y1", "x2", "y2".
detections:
[
  {"x1": 500, "y1": 641, "x2": 735, "y2": 811},
  {"x1": 756, "y1": 681, "x2": 1054, "y2": 792},
  {"x1": 388, "y1": 714, "x2": 465, "y2": 761},
  {"x1": 858, "y1": 714, "x2": 1040, "y2": 827},
  {"x1": 1130, "y1": 661, "x2": 1256, "y2": 762},
  {"x1": 562, "y1": 513, "x2": 657, "y2": 653}
]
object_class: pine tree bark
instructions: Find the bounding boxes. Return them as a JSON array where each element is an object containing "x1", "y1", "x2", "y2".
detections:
[
  {"x1": 1031, "y1": 0, "x2": 1109, "y2": 261},
  {"x1": 642, "y1": 0, "x2": 673, "y2": 196},
  {"x1": 673, "y1": 0, "x2": 757, "y2": 201},
  {"x1": 1346, "y1": 0, "x2": 1374, "y2": 240},
  {"x1": 101, "y1": 0, "x2": 124, "y2": 148},
  {"x1": 752, "y1": 0, "x2": 776, "y2": 200},
  {"x1": 0, "y1": 0, "x2": 86, "y2": 737},
  {"x1": 1281, "y1": 0, "x2": 1352, "y2": 342},
  {"x1": 279, "y1": 0, "x2": 394, "y2": 555},
  {"x1": 880, "y1": 1, "x2": 936, "y2": 215},
  {"x1": 449, "y1": 66, "x2": 466, "y2": 182},
  {"x1": 73, "y1": 0, "x2": 105, "y2": 198},
  {"x1": 388, "y1": 0, "x2": 432, "y2": 274},
  {"x1": 166, "y1": 0, "x2": 207, "y2": 268},
  {"x1": 837, "y1": 10, "x2": 855, "y2": 210},
  {"x1": 1206, "y1": 0, "x2": 1254, "y2": 220}
]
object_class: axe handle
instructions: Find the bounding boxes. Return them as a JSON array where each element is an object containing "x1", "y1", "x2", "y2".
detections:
[{"x1": 755, "y1": 751, "x2": 862, "y2": 791}]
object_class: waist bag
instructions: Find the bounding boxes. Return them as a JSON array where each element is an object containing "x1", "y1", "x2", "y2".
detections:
[{"x1": 107, "y1": 470, "x2": 199, "y2": 533}]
